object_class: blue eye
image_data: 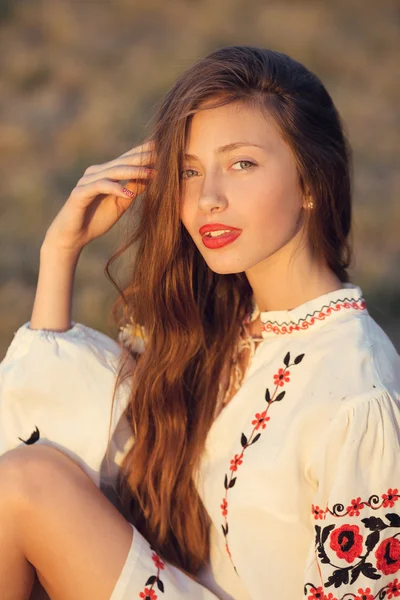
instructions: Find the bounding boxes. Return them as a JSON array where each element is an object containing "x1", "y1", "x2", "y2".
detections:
[
  {"x1": 180, "y1": 169, "x2": 198, "y2": 179},
  {"x1": 232, "y1": 160, "x2": 256, "y2": 170},
  {"x1": 180, "y1": 160, "x2": 256, "y2": 179}
]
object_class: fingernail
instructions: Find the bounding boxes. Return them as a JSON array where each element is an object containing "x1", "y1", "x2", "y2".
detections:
[{"x1": 123, "y1": 188, "x2": 135, "y2": 198}]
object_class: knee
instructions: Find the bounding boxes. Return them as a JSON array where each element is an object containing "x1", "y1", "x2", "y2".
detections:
[{"x1": 0, "y1": 444, "x2": 91, "y2": 509}]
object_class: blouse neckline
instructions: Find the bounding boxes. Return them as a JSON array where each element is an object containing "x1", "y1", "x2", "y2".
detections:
[{"x1": 244, "y1": 282, "x2": 367, "y2": 339}]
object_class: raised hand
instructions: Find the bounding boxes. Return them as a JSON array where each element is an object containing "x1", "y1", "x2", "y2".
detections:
[{"x1": 44, "y1": 140, "x2": 156, "y2": 253}]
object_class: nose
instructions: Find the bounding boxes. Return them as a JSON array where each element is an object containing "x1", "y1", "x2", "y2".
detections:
[
  {"x1": 199, "y1": 196, "x2": 227, "y2": 213},
  {"x1": 198, "y1": 172, "x2": 228, "y2": 214}
]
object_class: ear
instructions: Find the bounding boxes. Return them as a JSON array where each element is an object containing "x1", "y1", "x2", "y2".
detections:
[{"x1": 303, "y1": 191, "x2": 314, "y2": 210}]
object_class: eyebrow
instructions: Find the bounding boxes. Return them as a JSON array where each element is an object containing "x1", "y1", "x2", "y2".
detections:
[{"x1": 184, "y1": 142, "x2": 265, "y2": 161}]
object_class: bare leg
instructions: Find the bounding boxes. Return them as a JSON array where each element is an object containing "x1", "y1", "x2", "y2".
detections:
[
  {"x1": 0, "y1": 444, "x2": 134, "y2": 600},
  {"x1": 0, "y1": 483, "x2": 36, "y2": 598}
]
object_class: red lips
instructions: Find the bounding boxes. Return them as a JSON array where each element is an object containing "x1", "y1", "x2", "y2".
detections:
[{"x1": 199, "y1": 222, "x2": 242, "y2": 236}]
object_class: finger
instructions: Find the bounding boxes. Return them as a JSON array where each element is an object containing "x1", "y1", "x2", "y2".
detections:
[
  {"x1": 70, "y1": 179, "x2": 146, "y2": 207},
  {"x1": 121, "y1": 180, "x2": 148, "y2": 195},
  {"x1": 83, "y1": 140, "x2": 156, "y2": 176},
  {"x1": 83, "y1": 151, "x2": 155, "y2": 177},
  {"x1": 79, "y1": 164, "x2": 155, "y2": 185},
  {"x1": 104, "y1": 150, "x2": 156, "y2": 171},
  {"x1": 119, "y1": 139, "x2": 155, "y2": 159}
]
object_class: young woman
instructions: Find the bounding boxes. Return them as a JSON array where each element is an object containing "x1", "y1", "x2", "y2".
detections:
[{"x1": 0, "y1": 45, "x2": 399, "y2": 600}]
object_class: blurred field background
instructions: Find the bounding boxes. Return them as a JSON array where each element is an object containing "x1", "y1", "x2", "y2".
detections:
[{"x1": 0, "y1": 0, "x2": 399, "y2": 359}]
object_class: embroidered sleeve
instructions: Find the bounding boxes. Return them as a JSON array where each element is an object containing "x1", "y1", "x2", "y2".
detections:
[
  {"x1": 305, "y1": 390, "x2": 400, "y2": 600},
  {"x1": 117, "y1": 524, "x2": 221, "y2": 600},
  {"x1": 0, "y1": 321, "x2": 125, "y2": 471}
]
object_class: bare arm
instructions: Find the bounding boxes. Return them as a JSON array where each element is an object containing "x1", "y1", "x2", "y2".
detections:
[
  {"x1": 29, "y1": 242, "x2": 82, "y2": 332},
  {"x1": 27, "y1": 140, "x2": 156, "y2": 333}
]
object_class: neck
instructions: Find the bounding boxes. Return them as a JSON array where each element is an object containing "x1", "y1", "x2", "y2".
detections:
[{"x1": 245, "y1": 234, "x2": 343, "y2": 314}]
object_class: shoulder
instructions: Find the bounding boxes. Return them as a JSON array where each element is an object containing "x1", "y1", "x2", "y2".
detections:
[
  {"x1": 307, "y1": 386, "x2": 400, "y2": 488},
  {"x1": 290, "y1": 313, "x2": 400, "y2": 475},
  {"x1": 297, "y1": 310, "x2": 400, "y2": 404}
]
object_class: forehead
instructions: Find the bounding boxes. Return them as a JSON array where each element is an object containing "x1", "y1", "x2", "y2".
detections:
[{"x1": 184, "y1": 100, "x2": 282, "y2": 151}]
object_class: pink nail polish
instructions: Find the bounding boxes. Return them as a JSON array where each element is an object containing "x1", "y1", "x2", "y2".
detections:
[{"x1": 123, "y1": 188, "x2": 135, "y2": 198}]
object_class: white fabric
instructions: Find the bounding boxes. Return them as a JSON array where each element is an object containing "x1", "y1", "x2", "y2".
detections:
[{"x1": 1, "y1": 283, "x2": 400, "y2": 600}]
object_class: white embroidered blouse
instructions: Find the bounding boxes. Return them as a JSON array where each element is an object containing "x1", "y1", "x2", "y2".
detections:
[{"x1": 1, "y1": 282, "x2": 400, "y2": 600}]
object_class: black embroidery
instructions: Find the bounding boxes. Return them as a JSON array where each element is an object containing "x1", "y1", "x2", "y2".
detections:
[
  {"x1": 221, "y1": 351, "x2": 305, "y2": 573},
  {"x1": 305, "y1": 490, "x2": 400, "y2": 599},
  {"x1": 262, "y1": 297, "x2": 366, "y2": 335},
  {"x1": 304, "y1": 578, "x2": 400, "y2": 599},
  {"x1": 139, "y1": 550, "x2": 165, "y2": 599},
  {"x1": 18, "y1": 425, "x2": 40, "y2": 444}
]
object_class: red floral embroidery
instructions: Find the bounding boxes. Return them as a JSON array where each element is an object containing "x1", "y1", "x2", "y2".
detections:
[
  {"x1": 151, "y1": 553, "x2": 164, "y2": 571},
  {"x1": 307, "y1": 588, "x2": 337, "y2": 600},
  {"x1": 314, "y1": 488, "x2": 400, "y2": 521},
  {"x1": 309, "y1": 490, "x2": 400, "y2": 598},
  {"x1": 139, "y1": 589, "x2": 157, "y2": 600},
  {"x1": 307, "y1": 586, "x2": 325, "y2": 599},
  {"x1": 251, "y1": 410, "x2": 270, "y2": 430},
  {"x1": 222, "y1": 351, "x2": 305, "y2": 575},
  {"x1": 139, "y1": 550, "x2": 165, "y2": 598},
  {"x1": 273, "y1": 367, "x2": 290, "y2": 386},
  {"x1": 221, "y1": 498, "x2": 228, "y2": 517},
  {"x1": 383, "y1": 488, "x2": 399, "y2": 508},
  {"x1": 229, "y1": 453, "x2": 243, "y2": 472},
  {"x1": 312, "y1": 504, "x2": 326, "y2": 520},
  {"x1": 305, "y1": 581, "x2": 400, "y2": 600},
  {"x1": 354, "y1": 588, "x2": 374, "y2": 600},
  {"x1": 387, "y1": 578, "x2": 400, "y2": 598},
  {"x1": 261, "y1": 297, "x2": 366, "y2": 335},
  {"x1": 329, "y1": 524, "x2": 363, "y2": 563},
  {"x1": 346, "y1": 496, "x2": 364, "y2": 517},
  {"x1": 375, "y1": 537, "x2": 400, "y2": 575}
]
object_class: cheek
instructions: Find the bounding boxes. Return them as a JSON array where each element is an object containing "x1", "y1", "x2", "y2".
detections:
[
  {"x1": 179, "y1": 197, "x2": 191, "y2": 231},
  {"x1": 179, "y1": 187, "x2": 188, "y2": 220},
  {"x1": 179, "y1": 185, "x2": 200, "y2": 234},
  {"x1": 251, "y1": 186, "x2": 298, "y2": 221},
  {"x1": 258, "y1": 169, "x2": 302, "y2": 216},
  {"x1": 245, "y1": 181, "x2": 303, "y2": 246}
]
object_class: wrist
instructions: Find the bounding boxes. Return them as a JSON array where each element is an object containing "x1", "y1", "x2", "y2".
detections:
[{"x1": 40, "y1": 238, "x2": 83, "y2": 263}]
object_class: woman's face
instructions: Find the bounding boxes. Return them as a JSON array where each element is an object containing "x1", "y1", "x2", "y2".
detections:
[{"x1": 179, "y1": 100, "x2": 308, "y2": 275}]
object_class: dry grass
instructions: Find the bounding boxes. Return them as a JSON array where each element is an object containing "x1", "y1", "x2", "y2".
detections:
[{"x1": 1, "y1": 0, "x2": 399, "y2": 357}]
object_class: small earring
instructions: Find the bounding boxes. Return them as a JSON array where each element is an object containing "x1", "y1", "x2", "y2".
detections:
[{"x1": 304, "y1": 192, "x2": 314, "y2": 209}]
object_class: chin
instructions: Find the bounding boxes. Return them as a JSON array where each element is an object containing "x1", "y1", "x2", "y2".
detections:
[
  {"x1": 202, "y1": 250, "x2": 271, "y2": 275},
  {"x1": 200, "y1": 255, "x2": 248, "y2": 275},
  {"x1": 195, "y1": 243, "x2": 262, "y2": 275},
  {"x1": 209, "y1": 265, "x2": 244, "y2": 275}
]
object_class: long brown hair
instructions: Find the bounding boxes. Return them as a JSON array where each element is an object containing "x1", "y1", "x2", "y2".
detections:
[{"x1": 104, "y1": 45, "x2": 353, "y2": 575}]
